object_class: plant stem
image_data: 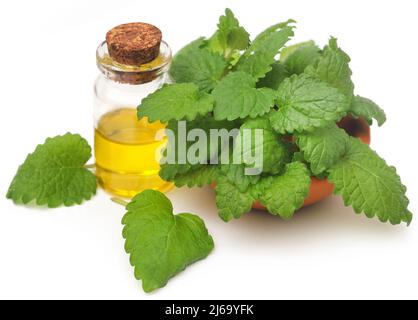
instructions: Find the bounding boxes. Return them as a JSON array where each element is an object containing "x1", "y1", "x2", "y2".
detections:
[{"x1": 111, "y1": 197, "x2": 129, "y2": 207}]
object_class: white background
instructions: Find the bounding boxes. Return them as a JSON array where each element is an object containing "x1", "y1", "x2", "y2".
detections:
[{"x1": 0, "y1": 0, "x2": 417, "y2": 300}]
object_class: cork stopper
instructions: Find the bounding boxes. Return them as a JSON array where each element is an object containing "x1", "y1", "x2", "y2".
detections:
[{"x1": 106, "y1": 22, "x2": 162, "y2": 66}]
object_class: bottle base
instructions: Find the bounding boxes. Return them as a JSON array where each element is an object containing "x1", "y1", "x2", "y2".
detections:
[{"x1": 96, "y1": 165, "x2": 174, "y2": 198}]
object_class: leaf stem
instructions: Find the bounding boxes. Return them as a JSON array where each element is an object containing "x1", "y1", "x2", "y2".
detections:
[{"x1": 111, "y1": 197, "x2": 129, "y2": 207}]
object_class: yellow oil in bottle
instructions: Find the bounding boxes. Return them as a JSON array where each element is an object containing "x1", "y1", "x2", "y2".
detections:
[{"x1": 95, "y1": 108, "x2": 173, "y2": 198}]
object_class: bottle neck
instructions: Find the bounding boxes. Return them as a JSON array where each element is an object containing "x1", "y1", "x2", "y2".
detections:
[{"x1": 96, "y1": 40, "x2": 172, "y2": 85}]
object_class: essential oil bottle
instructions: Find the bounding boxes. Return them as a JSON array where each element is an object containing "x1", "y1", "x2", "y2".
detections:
[{"x1": 94, "y1": 23, "x2": 173, "y2": 197}]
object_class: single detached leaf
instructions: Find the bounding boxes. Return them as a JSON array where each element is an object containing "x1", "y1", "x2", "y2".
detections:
[
  {"x1": 215, "y1": 177, "x2": 254, "y2": 222},
  {"x1": 255, "y1": 162, "x2": 311, "y2": 219},
  {"x1": 328, "y1": 137, "x2": 411, "y2": 225},
  {"x1": 306, "y1": 37, "x2": 354, "y2": 99},
  {"x1": 257, "y1": 62, "x2": 290, "y2": 90},
  {"x1": 138, "y1": 83, "x2": 214, "y2": 123},
  {"x1": 236, "y1": 21, "x2": 295, "y2": 80},
  {"x1": 269, "y1": 74, "x2": 350, "y2": 133},
  {"x1": 173, "y1": 166, "x2": 220, "y2": 188},
  {"x1": 281, "y1": 41, "x2": 321, "y2": 75},
  {"x1": 237, "y1": 117, "x2": 291, "y2": 174},
  {"x1": 170, "y1": 38, "x2": 228, "y2": 92},
  {"x1": 350, "y1": 95, "x2": 387, "y2": 126},
  {"x1": 122, "y1": 190, "x2": 214, "y2": 292},
  {"x1": 7, "y1": 133, "x2": 97, "y2": 208},
  {"x1": 213, "y1": 72, "x2": 277, "y2": 121},
  {"x1": 296, "y1": 125, "x2": 350, "y2": 175},
  {"x1": 208, "y1": 8, "x2": 250, "y2": 56}
]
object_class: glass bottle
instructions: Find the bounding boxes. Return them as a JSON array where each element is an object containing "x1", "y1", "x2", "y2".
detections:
[{"x1": 94, "y1": 30, "x2": 173, "y2": 198}]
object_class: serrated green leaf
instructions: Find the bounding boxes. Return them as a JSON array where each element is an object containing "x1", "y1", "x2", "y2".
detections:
[
  {"x1": 138, "y1": 83, "x2": 214, "y2": 123},
  {"x1": 208, "y1": 8, "x2": 250, "y2": 56},
  {"x1": 160, "y1": 163, "x2": 203, "y2": 182},
  {"x1": 255, "y1": 162, "x2": 311, "y2": 219},
  {"x1": 251, "y1": 20, "x2": 296, "y2": 51},
  {"x1": 328, "y1": 137, "x2": 411, "y2": 225},
  {"x1": 257, "y1": 62, "x2": 290, "y2": 90},
  {"x1": 281, "y1": 41, "x2": 321, "y2": 75},
  {"x1": 170, "y1": 38, "x2": 228, "y2": 92},
  {"x1": 164, "y1": 117, "x2": 237, "y2": 164},
  {"x1": 7, "y1": 133, "x2": 97, "y2": 208},
  {"x1": 235, "y1": 21, "x2": 295, "y2": 80},
  {"x1": 291, "y1": 151, "x2": 328, "y2": 179},
  {"x1": 237, "y1": 117, "x2": 291, "y2": 174},
  {"x1": 403, "y1": 211, "x2": 413, "y2": 226},
  {"x1": 213, "y1": 72, "x2": 277, "y2": 121},
  {"x1": 215, "y1": 177, "x2": 254, "y2": 222},
  {"x1": 122, "y1": 190, "x2": 214, "y2": 292},
  {"x1": 173, "y1": 166, "x2": 220, "y2": 188},
  {"x1": 269, "y1": 74, "x2": 350, "y2": 133},
  {"x1": 160, "y1": 116, "x2": 237, "y2": 182},
  {"x1": 280, "y1": 41, "x2": 313, "y2": 61},
  {"x1": 350, "y1": 95, "x2": 386, "y2": 126},
  {"x1": 296, "y1": 125, "x2": 349, "y2": 175},
  {"x1": 219, "y1": 163, "x2": 261, "y2": 193},
  {"x1": 305, "y1": 37, "x2": 354, "y2": 99}
]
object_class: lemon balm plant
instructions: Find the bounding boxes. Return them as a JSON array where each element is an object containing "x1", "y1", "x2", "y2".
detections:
[
  {"x1": 138, "y1": 9, "x2": 412, "y2": 225},
  {"x1": 6, "y1": 9, "x2": 413, "y2": 293}
]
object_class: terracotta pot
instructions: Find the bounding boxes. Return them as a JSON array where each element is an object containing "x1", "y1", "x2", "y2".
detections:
[{"x1": 215, "y1": 116, "x2": 371, "y2": 210}]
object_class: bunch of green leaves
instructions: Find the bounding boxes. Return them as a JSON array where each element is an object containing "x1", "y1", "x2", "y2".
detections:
[
  {"x1": 5, "y1": 8, "x2": 413, "y2": 294},
  {"x1": 138, "y1": 8, "x2": 412, "y2": 226}
]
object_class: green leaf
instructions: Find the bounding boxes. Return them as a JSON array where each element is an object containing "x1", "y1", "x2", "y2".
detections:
[
  {"x1": 208, "y1": 8, "x2": 250, "y2": 56},
  {"x1": 305, "y1": 37, "x2": 354, "y2": 98},
  {"x1": 251, "y1": 20, "x2": 296, "y2": 51},
  {"x1": 350, "y1": 95, "x2": 386, "y2": 126},
  {"x1": 164, "y1": 117, "x2": 237, "y2": 165},
  {"x1": 291, "y1": 151, "x2": 328, "y2": 179},
  {"x1": 296, "y1": 125, "x2": 350, "y2": 175},
  {"x1": 138, "y1": 83, "x2": 214, "y2": 123},
  {"x1": 257, "y1": 62, "x2": 290, "y2": 90},
  {"x1": 269, "y1": 74, "x2": 350, "y2": 133},
  {"x1": 173, "y1": 166, "x2": 220, "y2": 188},
  {"x1": 160, "y1": 163, "x2": 203, "y2": 182},
  {"x1": 213, "y1": 72, "x2": 277, "y2": 121},
  {"x1": 403, "y1": 211, "x2": 413, "y2": 226},
  {"x1": 254, "y1": 162, "x2": 311, "y2": 219},
  {"x1": 219, "y1": 163, "x2": 261, "y2": 193},
  {"x1": 159, "y1": 119, "x2": 207, "y2": 180},
  {"x1": 281, "y1": 41, "x2": 321, "y2": 75},
  {"x1": 215, "y1": 177, "x2": 254, "y2": 222},
  {"x1": 122, "y1": 190, "x2": 214, "y2": 293},
  {"x1": 237, "y1": 117, "x2": 291, "y2": 174},
  {"x1": 328, "y1": 137, "x2": 411, "y2": 225},
  {"x1": 170, "y1": 38, "x2": 228, "y2": 92},
  {"x1": 235, "y1": 21, "x2": 295, "y2": 80},
  {"x1": 159, "y1": 116, "x2": 237, "y2": 182},
  {"x1": 280, "y1": 41, "x2": 313, "y2": 61},
  {"x1": 6, "y1": 133, "x2": 97, "y2": 208}
]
